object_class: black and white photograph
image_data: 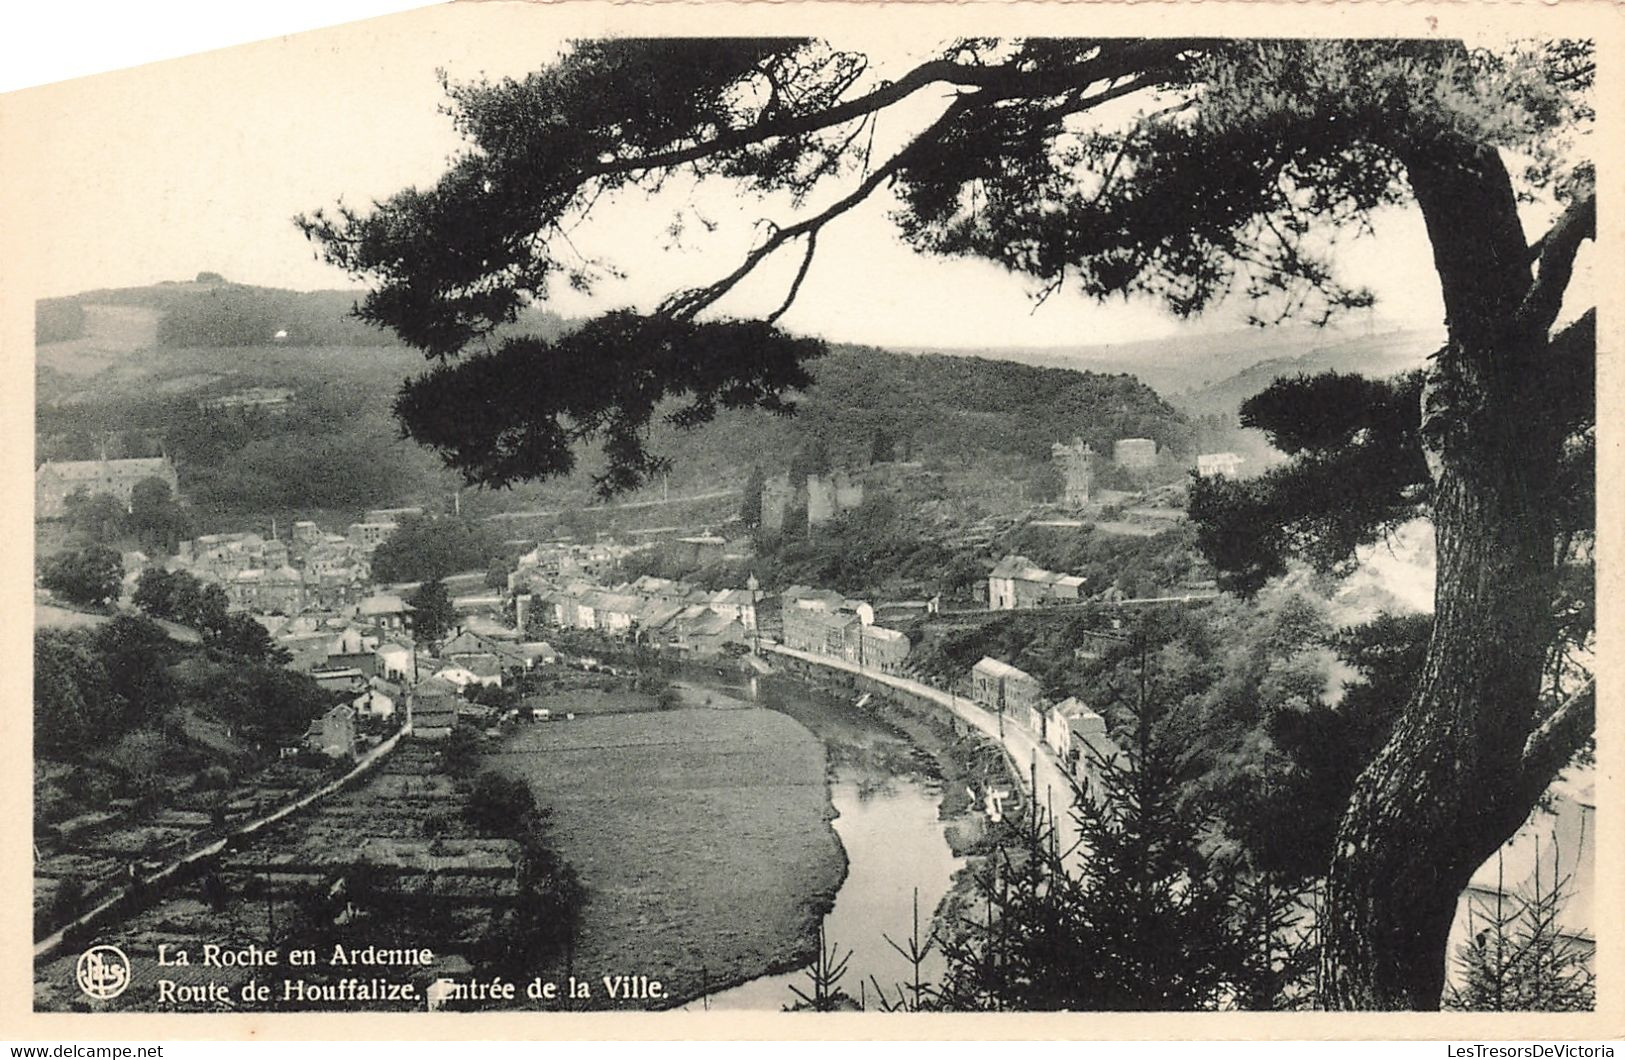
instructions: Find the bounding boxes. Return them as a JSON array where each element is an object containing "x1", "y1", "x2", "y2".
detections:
[{"x1": 4, "y1": 1, "x2": 1615, "y2": 1034}]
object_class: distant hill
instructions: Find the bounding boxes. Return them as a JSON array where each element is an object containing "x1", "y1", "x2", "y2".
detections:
[
  {"x1": 1171, "y1": 327, "x2": 1442, "y2": 419},
  {"x1": 902, "y1": 321, "x2": 1444, "y2": 418},
  {"x1": 34, "y1": 280, "x2": 570, "y2": 524},
  {"x1": 37, "y1": 279, "x2": 392, "y2": 349},
  {"x1": 767, "y1": 343, "x2": 1193, "y2": 464},
  {"x1": 33, "y1": 284, "x2": 1190, "y2": 523},
  {"x1": 897, "y1": 323, "x2": 1444, "y2": 485},
  {"x1": 565, "y1": 343, "x2": 1198, "y2": 522},
  {"x1": 36, "y1": 278, "x2": 568, "y2": 374}
]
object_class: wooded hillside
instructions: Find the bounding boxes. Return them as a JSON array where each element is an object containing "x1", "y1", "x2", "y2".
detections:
[{"x1": 37, "y1": 285, "x2": 1193, "y2": 521}]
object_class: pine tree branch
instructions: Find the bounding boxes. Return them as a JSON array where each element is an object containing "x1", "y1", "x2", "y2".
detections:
[
  {"x1": 583, "y1": 40, "x2": 1196, "y2": 180},
  {"x1": 657, "y1": 97, "x2": 973, "y2": 320},
  {"x1": 654, "y1": 60, "x2": 1177, "y2": 324},
  {"x1": 1513, "y1": 677, "x2": 1594, "y2": 811},
  {"x1": 766, "y1": 230, "x2": 818, "y2": 325},
  {"x1": 1516, "y1": 190, "x2": 1596, "y2": 335}
]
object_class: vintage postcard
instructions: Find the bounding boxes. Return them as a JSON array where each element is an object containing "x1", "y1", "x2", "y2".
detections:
[{"x1": 1, "y1": 0, "x2": 1619, "y2": 1043}]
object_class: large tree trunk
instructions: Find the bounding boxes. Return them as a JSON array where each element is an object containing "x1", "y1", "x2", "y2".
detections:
[{"x1": 1320, "y1": 135, "x2": 1571, "y2": 1009}]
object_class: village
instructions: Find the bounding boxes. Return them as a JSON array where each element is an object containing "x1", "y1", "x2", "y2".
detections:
[
  {"x1": 32, "y1": 413, "x2": 1592, "y2": 1013},
  {"x1": 31, "y1": 420, "x2": 1251, "y2": 767}
]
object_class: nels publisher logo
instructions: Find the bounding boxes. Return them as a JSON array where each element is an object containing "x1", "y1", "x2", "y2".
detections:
[{"x1": 75, "y1": 944, "x2": 131, "y2": 1001}]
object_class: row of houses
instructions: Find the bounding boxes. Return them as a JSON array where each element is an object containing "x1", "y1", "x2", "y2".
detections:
[
  {"x1": 295, "y1": 619, "x2": 562, "y2": 756},
  {"x1": 523, "y1": 574, "x2": 759, "y2": 657},
  {"x1": 510, "y1": 539, "x2": 646, "y2": 585},
  {"x1": 779, "y1": 586, "x2": 912, "y2": 675},
  {"x1": 969, "y1": 656, "x2": 1117, "y2": 779},
  {"x1": 100, "y1": 510, "x2": 566, "y2": 758},
  {"x1": 172, "y1": 521, "x2": 378, "y2": 615},
  {"x1": 279, "y1": 605, "x2": 552, "y2": 692},
  {"x1": 266, "y1": 606, "x2": 417, "y2": 677},
  {"x1": 515, "y1": 566, "x2": 917, "y2": 673}
]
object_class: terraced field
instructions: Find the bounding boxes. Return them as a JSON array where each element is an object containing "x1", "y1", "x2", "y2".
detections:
[{"x1": 34, "y1": 742, "x2": 518, "y2": 1013}]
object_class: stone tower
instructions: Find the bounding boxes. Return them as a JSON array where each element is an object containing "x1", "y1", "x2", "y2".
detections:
[
  {"x1": 761, "y1": 473, "x2": 793, "y2": 533},
  {"x1": 1051, "y1": 438, "x2": 1095, "y2": 509},
  {"x1": 806, "y1": 474, "x2": 837, "y2": 527}
]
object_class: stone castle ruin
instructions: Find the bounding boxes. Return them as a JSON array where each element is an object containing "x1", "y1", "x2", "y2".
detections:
[
  {"x1": 808, "y1": 471, "x2": 865, "y2": 526},
  {"x1": 760, "y1": 470, "x2": 864, "y2": 532},
  {"x1": 1113, "y1": 437, "x2": 1158, "y2": 470},
  {"x1": 760, "y1": 472, "x2": 794, "y2": 533},
  {"x1": 1050, "y1": 438, "x2": 1095, "y2": 509}
]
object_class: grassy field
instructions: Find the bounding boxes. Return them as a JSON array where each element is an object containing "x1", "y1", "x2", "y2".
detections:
[
  {"x1": 521, "y1": 686, "x2": 661, "y2": 717},
  {"x1": 34, "y1": 603, "x2": 110, "y2": 631},
  {"x1": 487, "y1": 706, "x2": 843, "y2": 1007}
]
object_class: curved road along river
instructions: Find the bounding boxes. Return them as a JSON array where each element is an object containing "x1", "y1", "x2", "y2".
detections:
[{"x1": 766, "y1": 644, "x2": 1087, "y2": 872}]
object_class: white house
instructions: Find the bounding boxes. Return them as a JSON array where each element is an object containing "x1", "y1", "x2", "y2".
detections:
[
  {"x1": 573, "y1": 598, "x2": 597, "y2": 631},
  {"x1": 356, "y1": 592, "x2": 414, "y2": 632},
  {"x1": 374, "y1": 639, "x2": 416, "y2": 683},
  {"x1": 327, "y1": 624, "x2": 376, "y2": 658},
  {"x1": 456, "y1": 654, "x2": 504, "y2": 688},
  {"x1": 352, "y1": 680, "x2": 399, "y2": 720},
  {"x1": 1047, "y1": 697, "x2": 1097, "y2": 759},
  {"x1": 432, "y1": 665, "x2": 481, "y2": 689},
  {"x1": 708, "y1": 588, "x2": 758, "y2": 629},
  {"x1": 517, "y1": 641, "x2": 558, "y2": 667},
  {"x1": 303, "y1": 704, "x2": 357, "y2": 759},
  {"x1": 988, "y1": 555, "x2": 1086, "y2": 610},
  {"x1": 587, "y1": 592, "x2": 640, "y2": 634},
  {"x1": 1196, "y1": 452, "x2": 1246, "y2": 479}
]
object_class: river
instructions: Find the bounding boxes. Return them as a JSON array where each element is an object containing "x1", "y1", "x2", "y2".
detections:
[{"x1": 687, "y1": 673, "x2": 967, "y2": 1011}]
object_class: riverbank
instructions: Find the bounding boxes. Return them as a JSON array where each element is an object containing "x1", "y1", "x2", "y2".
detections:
[
  {"x1": 748, "y1": 659, "x2": 1037, "y2": 998},
  {"x1": 700, "y1": 769, "x2": 964, "y2": 1011},
  {"x1": 753, "y1": 671, "x2": 1020, "y2": 859},
  {"x1": 478, "y1": 664, "x2": 1010, "y2": 1011}
]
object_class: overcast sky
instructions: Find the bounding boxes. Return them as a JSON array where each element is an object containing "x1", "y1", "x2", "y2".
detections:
[{"x1": 8, "y1": 4, "x2": 1583, "y2": 351}]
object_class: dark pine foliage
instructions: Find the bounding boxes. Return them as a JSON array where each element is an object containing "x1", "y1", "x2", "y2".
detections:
[
  {"x1": 1187, "y1": 371, "x2": 1431, "y2": 596},
  {"x1": 1241, "y1": 613, "x2": 1432, "y2": 880},
  {"x1": 393, "y1": 312, "x2": 822, "y2": 497},
  {"x1": 1445, "y1": 851, "x2": 1595, "y2": 1012},
  {"x1": 938, "y1": 693, "x2": 1316, "y2": 1010}
]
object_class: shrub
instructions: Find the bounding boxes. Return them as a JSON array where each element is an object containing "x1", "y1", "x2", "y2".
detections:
[
  {"x1": 62, "y1": 765, "x2": 116, "y2": 806},
  {"x1": 193, "y1": 765, "x2": 233, "y2": 791},
  {"x1": 40, "y1": 546, "x2": 124, "y2": 608}
]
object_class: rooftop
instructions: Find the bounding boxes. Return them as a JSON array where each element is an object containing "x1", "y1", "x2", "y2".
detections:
[
  {"x1": 358, "y1": 593, "x2": 414, "y2": 615},
  {"x1": 990, "y1": 554, "x2": 1085, "y2": 587},
  {"x1": 972, "y1": 656, "x2": 1035, "y2": 682},
  {"x1": 413, "y1": 675, "x2": 462, "y2": 698}
]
